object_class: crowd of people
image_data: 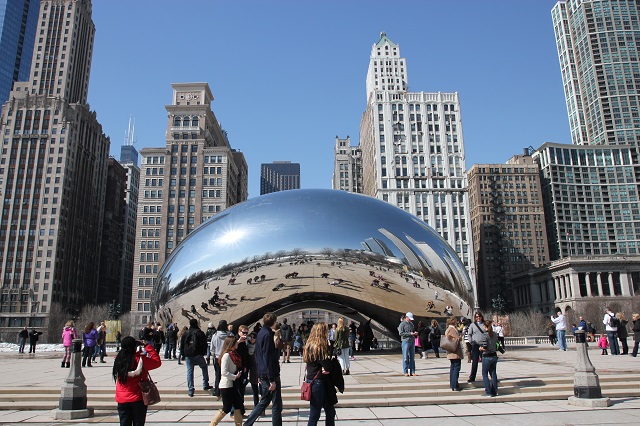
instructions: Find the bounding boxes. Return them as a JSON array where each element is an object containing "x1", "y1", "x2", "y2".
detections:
[
  {"x1": 15, "y1": 303, "x2": 640, "y2": 425},
  {"x1": 546, "y1": 306, "x2": 639, "y2": 356}
]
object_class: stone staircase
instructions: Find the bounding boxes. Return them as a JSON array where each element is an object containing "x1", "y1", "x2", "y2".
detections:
[{"x1": 2, "y1": 373, "x2": 639, "y2": 411}]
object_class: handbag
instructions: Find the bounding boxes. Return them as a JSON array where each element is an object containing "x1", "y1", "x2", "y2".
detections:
[
  {"x1": 300, "y1": 370, "x2": 321, "y2": 401},
  {"x1": 139, "y1": 372, "x2": 161, "y2": 406},
  {"x1": 414, "y1": 336, "x2": 421, "y2": 348},
  {"x1": 440, "y1": 335, "x2": 460, "y2": 353},
  {"x1": 496, "y1": 341, "x2": 506, "y2": 354},
  {"x1": 334, "y1": 347, "x2": 342, "y2": 356}
]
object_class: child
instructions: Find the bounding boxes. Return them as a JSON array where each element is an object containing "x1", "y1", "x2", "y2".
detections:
[{"x1": 598, "y1": 334, "x2": 609, "y2": 355}]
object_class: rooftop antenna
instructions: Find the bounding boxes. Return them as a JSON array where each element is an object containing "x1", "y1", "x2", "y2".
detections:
[{"x1": 124, "y1": 115, "x2": 136, "y2": 146}]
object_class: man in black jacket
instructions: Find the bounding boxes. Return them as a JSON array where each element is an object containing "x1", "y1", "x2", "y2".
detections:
[
  {"x1": 28, "y1": 328, "x2": 42, "y2": 353},
  {"x1": 181, "y1": 318, "x2": 213, "y2": 397},
  {"x1": 244, "y1": 312, "x2": 282, "y2": 426}
]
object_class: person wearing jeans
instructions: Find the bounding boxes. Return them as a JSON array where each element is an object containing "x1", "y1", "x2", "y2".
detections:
[
  {"x1": 467, "y1": 311, "x2": 486, "y2": 382},
  {"x1": 603, "y1": 307, "x2": 620, "y2": 355},
  {"x1": 444, "y1": 316, "x2": 463, "y2": 391},
  {"x1": 244, "y1": 312, "x2": 283, "y2": 426},
  {"x1": 398, "y1": 312, "x2": 417, "y2": 376},
  {"x1": 181, "y1": 318, "x2": 212, "y2": 397},
  {"x1": 185, "y1": 354, "x2": 211, "y2": 396},
  {"x1": 551, "y1": 309, "x2": 567, "y2": 351},
  {"x1": 479, "y1": 320, "x2": 500, "y2": 397}
]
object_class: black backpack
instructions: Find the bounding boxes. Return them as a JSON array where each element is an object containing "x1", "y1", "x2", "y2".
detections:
[
  {"x1": 610, "y1": 314, "x2": 621, "y2": 328},
  {"x1": 182, "y1": 330, "x2": 198, "y2": 357}
]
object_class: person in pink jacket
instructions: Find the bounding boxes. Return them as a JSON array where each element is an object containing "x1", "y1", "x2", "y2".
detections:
[{"x1": 61, "y1": 320, "x2": 76, "y2": 368}]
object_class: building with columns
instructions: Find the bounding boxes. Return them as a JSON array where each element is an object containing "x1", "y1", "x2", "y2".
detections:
[
  {"x1": 358, "y1": 33, "x2": 476, "y2": 293},
  {"x1": 512, "y1": 256, "x2": 640, "y2": 314}
]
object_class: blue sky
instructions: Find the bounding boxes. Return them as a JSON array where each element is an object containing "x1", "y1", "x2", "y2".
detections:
[{"x1": 87, "y1": 0, "x2": 568, "y2": 198}]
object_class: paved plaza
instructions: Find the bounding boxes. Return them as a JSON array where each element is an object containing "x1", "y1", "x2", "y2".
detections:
[{"x1": 0, "y1": 343, "x2": 639, "y2": 425}]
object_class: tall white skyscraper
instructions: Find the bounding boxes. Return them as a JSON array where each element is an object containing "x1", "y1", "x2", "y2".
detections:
[{"x1": 359, "y1": 33, "x2": 476, "y2": 293}]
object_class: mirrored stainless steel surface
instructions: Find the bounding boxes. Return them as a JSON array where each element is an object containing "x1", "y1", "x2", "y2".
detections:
[{"x1": 152, "y1": 189, "x2": 474, "y2": 338}]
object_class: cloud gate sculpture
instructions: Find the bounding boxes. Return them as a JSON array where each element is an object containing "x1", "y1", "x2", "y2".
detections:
[{"x1": 152, "y1": 189, "x2": 474, "y2": 339}]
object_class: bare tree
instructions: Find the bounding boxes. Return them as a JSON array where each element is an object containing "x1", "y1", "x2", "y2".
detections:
[
  {"x1": 76, "y1": 303, "x2": 110, "y2": 330},
  {"x1": 45, "y1": 302, "x2": 69, "y2": 344},
  {"x1": 507, "y1": 309, "x2": 548, "y2": 336}
]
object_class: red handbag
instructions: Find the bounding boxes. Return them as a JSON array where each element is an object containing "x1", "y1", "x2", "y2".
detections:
[{"x1": 300, "y1": 370, "x2": 321, "y2": 401}]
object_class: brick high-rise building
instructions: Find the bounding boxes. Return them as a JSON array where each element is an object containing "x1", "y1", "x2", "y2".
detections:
[
  {"x1": 468, "y1": 151, "x2": 550, "y2": 311},
  {"x1": 358, "y1": 33, "x2": 476, "y2": 296},
  {"x1": 130, "y1": 82, "x2": 247, "y2": 326},
  {"x1": 0, "y1": 0, "x2": 110, "y2": 337}
]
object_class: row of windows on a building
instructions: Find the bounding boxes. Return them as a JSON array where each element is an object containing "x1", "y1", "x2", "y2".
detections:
[{"x1": 377, "y1": 103, "x2": 457, "y2": 112}]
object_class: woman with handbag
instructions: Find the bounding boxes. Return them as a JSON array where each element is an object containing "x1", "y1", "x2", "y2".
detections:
[
  {"x1": 303, "y1": 322, "x2": 336, "y2": 426},
  {"x1": 334, "y1": 318, "x2": 351, "y2": 375},
  {"x1": 417, "y1": 321, "x2": 430, "y2": 359},
  {"x1": 208, "y1": 335, "x2": 244, "y2": 426},
  {"x1": 443, "y1": 316, "x2": 463, "y2": 391},
  {"x1": 113, "y1": 336, "x2": 162, "y2": 426}
]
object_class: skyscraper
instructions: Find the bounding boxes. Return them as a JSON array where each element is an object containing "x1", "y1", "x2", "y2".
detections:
[
  {"x1": 467, "y1": 151, "x2": 550, "y2": 311},
  {"x1": 553, "y1": 0, "x2": 640, "y2": 146},
  {"x1": 260, "y1": 161, "x2": 300, "y2": 195},
  {"x1": 117, "y1": 118, "x2": 139, "y2": 313},
  {"x1": 547, "y1": 0, "x2": 640, "y2": 259},
  {"x1": 0, "y1": 0, "x2": 109, "y2": 336},
  {"x1": 130, "y1": 82, "x2": 247, "y2": 326},
  {"x1": 332, "y1": 136, "x2": 362, "y2": 193},
  {"x1": 0, "y1": 0, "x2": 39, "y2": 105},
  {"x1": 359, "y1": 33, "x2": 476, "y2": 291}
]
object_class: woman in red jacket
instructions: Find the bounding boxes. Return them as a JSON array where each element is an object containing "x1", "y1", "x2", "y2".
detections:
[{"x1": 113, "y1": 336, "x2": 162, "y2": 426}]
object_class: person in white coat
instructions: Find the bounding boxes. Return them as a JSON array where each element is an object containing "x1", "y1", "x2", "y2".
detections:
[
  {"x1": 551, "y1": 309, "x2": 567, "y2": 351},
  {"x1": 208, "y1": 335, "x2": 243, "y2": 426}
]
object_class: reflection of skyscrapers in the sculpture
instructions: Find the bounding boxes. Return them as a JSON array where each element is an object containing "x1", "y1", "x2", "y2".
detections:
[
  {"x1": 333, "y1": 136, "x2": 362, "y2": 193},
  {"x1": 355, "y1": 32, "x2": 476, "y2": 292},
  {"x1": 130, "y1": 82, "x2": 248, "y2": 326},
  {"x1": 0, "y1": 0, "x2": 110, "y2": 333},
  {"x1": 361, "y1": 237, "x2": 394, "y2": 258},
  {"x1": 0, "y1": 0, "x2": 40, "y2": 105},
  {"x1": 260, "y1": 161, "x2": 300, "y2": 195}
]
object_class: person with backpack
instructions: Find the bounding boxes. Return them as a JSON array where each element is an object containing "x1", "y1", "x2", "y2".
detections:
[
  {"x1": 279, "y1": 318, "x2": 293, "y2": 364},
  {"x1": 603, "y1": 307, "x2": 621, "y2": 355},
  {"x1": 181, "y1": 318, "x2": 213, "y2": 397},
  {"x1": 210, "y1": 319, "x2": 230, "y2": 397}
]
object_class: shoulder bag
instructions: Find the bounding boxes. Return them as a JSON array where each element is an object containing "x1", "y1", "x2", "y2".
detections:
[
  {"x1": 139, "y1": 372, "x2": 161, "y2": 405},
  {"x1": 300, "y1": 369, "x2": 321, "y2": 401},
  {"x1": 440, "y1": 334, "x2": 460, "y2": 353}
]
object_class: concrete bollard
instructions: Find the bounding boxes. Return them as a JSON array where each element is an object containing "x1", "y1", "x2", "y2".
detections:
[
  {"x1": 52, "y1": 338, "x2": 94, "y2": 419},
  {"x1": 568, "y1": 330, "x2": 611, "y2": 407}
]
